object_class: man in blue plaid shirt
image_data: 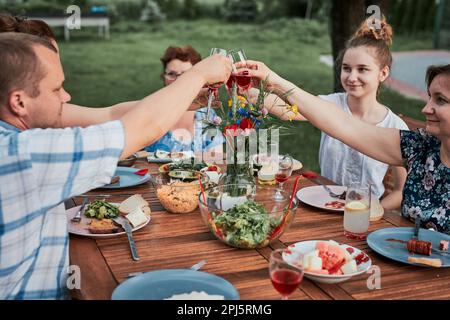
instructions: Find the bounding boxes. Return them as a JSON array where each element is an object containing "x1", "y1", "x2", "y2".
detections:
[{"x1": 0, "y1": 33, "x2": 232, "y2": 299}]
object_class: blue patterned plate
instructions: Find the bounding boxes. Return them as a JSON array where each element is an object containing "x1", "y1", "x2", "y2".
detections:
[
  {"x1": 111, "y1": 269, "x2": 240, "y2": 300},
  {"x1": 367, "y1": 227, "x2": 450, "y2": 267},
  {"x1": 100, "y1": 167, "x2": 150, "y2": 189}
]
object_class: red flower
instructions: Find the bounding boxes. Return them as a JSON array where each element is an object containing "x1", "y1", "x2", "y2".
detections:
[
  {"x1": 223, "y1": 124, "x2": 239, "y2": 137},
  {"x1": 239, "y1": 118, "x2": 254, "y2": 130}
]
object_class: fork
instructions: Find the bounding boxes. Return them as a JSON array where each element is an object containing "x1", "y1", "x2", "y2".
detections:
[
  {"x1": 71, "y1": 197, "x2": 88, "y2": 223},
  {"x1": 301, "y1": 172, "x2": 346, "y2": 199},
  {"x1": 318, "y1": 182, "x2": 346, "y2": 199}
]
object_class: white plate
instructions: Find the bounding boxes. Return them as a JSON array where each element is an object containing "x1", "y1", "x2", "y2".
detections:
[
  {"x1": 147, "y1": 151, "x2": 194, "y2": 163},
  {"x1": 67, "y1": 204, "x2": 150, "y2": 238},
  {"x1": 296, "y1": 185, "x2": 347, "y2": 212},
  {"x1": 296, "y1": 185, "x2": 384, "y2": 220},
  {"x1": 283, "y1": 240, "x2": 372, "y2": 284}
]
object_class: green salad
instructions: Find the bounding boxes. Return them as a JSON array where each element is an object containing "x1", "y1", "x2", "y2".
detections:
[
  {"x1": 84, "y1": 200, "x2": 119, "y2": 219},
  {"x1": 168, "y1": 159, "x2": 207, "y2": 172},
  {"x1": 211, "y1": 200, "x2": 283, "y2": 248}
]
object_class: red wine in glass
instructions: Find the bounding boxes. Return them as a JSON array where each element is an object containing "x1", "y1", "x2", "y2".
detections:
[
  {"x1": 269, "y1": 249, "x2": 304, "y2": 300},
  {"x1": 275, "y1": 173, "x2": 289, "y2": 184},
  {"x1": 270, "y1": 269, "x2": 302, "y2": 297},
  {"x1": 226, "y1": 71, "x2": 252, "y2": 91}
]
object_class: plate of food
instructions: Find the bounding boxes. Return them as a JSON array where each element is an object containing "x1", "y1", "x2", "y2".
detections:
[
  {"x1": 100, "y1": 167, "x2": 151, "y2": 189},
  {"x1": 283, "y1": 240, "x2": 372, "y2": 284},
  {"x1": 147, "y1": 150, "x2": 194, "y2": 163},
  {"x1": 111, "y1": 269, "x2": 240, "y2": 300},
  {"x1": 158, "y1": 161, "x2": 220, "y2": 174},
  {"x1": 296, "y1": 185, "x2": 384, "y2": 221},
  {"x1": 367, "y1": 227, "x2": 450, "y2": 268},
  {"x1": 67, "y1": 195, "x2": 151, "y2": 238}
]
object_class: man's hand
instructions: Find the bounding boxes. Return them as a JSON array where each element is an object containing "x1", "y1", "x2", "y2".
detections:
[{"x1": 190, "y1": 54, "x2": 232, "y2": 87}]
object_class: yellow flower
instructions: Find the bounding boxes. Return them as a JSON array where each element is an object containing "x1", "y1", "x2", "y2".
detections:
[
  {"x1": 237, "y1": 95, "x2": 246, "y2": 103},
  {"x1": 288, "y1": 116, "x2": 293, "y2": 122},
  {"x1": 228, "y1": 99, "x2": 232, "y2": 107},
  {"x1": 288, "y1": 104, "x2": 299, "y2": 114}
]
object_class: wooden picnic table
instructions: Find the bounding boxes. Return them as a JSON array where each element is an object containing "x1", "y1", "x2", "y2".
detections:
[{"x1": 68, "y1": 161, "x2": 450, "y2": 300}]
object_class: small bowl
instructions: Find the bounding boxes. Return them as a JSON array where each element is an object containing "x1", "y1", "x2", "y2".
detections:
[
  {"x1": 198, "y1": 184, "x2": 298, "y2": 249},
  {"x1": 152, "y1": 171, "x2": 210, "y2": 214},
  {"x1": 118, "y1": 155, "x2": 137, "y2": 167}
]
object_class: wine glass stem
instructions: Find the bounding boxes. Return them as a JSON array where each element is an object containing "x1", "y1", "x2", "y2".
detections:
[
  {"x1": 279, "y1": 182, "x2": 284, "y2": 191},
  {"x1": 205, "y1": 90, "x2": 214, "y2": 121}
]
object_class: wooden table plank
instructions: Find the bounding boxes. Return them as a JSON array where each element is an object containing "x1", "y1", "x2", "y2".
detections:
[{"x1": 69, "y1": 236, "x2": 117, "y2": 300}]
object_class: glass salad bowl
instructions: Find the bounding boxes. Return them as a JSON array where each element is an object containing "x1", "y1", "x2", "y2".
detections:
[
  {"x1": 198, "y1": 184, "x2": 299, "y2": 249},
  {"x1": 152, "y1": 171, "x2": 209, "y2": 214}
]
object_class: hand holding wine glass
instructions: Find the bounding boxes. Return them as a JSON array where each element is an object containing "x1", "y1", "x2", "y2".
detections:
[
  {"x1": 204, "y1": 48, "x2": 228, "y2": 122},
  {"x1": 273, "y1": 154, "x2": 293, "y2": 201},
  {"x1": 227, "y1": 49, "x2": 252, "y2": 92},
  {"x1": 269, "y1": 249, "x2": 304, "y2": 300}
]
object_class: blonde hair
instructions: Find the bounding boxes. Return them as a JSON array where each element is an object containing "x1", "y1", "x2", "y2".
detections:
[
  {"x1": 349, "y1": 16, "x2": 393, "y2": 69},
  {"x1": 336, "y1": 17, "x2": 394, "y2": 95}
]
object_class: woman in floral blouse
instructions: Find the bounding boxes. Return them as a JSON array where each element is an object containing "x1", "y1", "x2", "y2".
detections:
[{"x1": 245, "y1": 61, "x2": 449, "y2": 234}]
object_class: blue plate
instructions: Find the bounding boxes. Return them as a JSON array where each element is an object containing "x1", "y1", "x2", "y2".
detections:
[
  {"x1": 111, "y1": 269, "x2": 240, "y2": 300},
  {"x1": 101, "y1": 167, "x2": 150, "y2": 189},
  {"x1": 367, "y1": 227, "x2": 450, "y2": 267}
]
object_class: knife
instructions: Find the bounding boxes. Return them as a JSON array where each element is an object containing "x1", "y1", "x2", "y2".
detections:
[
  {"x1": 413, "y1": 216, "x2": 421, "y2": 240},
  {"x1": 113, "y1": 218, "x2": 140, "y2": 261}
]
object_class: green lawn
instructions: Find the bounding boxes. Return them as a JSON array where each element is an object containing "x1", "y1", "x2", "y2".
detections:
[{"x1": 59, "y1": 19, "x2": 429, "y2": 171}]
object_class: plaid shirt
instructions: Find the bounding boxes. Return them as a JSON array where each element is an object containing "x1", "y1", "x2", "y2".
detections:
[{"x1": 0, "y1": 120, "x2": 124, "y2": 299}]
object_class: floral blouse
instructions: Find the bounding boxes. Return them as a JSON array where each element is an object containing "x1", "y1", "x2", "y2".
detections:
[{"x1": 400, "y1": 129, "x2": 450, "y2": 234}]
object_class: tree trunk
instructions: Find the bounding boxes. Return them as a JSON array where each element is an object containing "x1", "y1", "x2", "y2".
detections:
[
  {"x1": 366, "y1": 0, "x2": 390, "y2": 12},
  {"x1": 330, "y1": 0, "x2": 366, "y2": 92}
]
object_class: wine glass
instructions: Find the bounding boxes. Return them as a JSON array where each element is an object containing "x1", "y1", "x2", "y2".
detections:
[
  {"x1": 269, "y1": 249, "x2": 304, "y2": 300},
  {"x1": 227, "y1": 49, "x2": 252, "y2": 91},
  {"x1": 205, "y1": 48, "x2": 228, "y2": 122},
  {"x1": 273, "y1": 154, "x2": 293, "y2": 201}
]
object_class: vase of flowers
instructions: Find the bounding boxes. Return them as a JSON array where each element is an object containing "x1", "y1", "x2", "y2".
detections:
[{"x1": 203, "y1": 49, "x2": 298, "y2": 190}]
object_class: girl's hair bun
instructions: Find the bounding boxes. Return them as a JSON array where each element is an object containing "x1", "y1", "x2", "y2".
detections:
[{"x1": 353, "y1": 16, "x2": 393, "y2": 46}]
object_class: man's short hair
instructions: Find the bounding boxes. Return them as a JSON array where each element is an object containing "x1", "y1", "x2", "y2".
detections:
[{"x1": 0, "y1": 32, "x2": 57, "y2": 107}]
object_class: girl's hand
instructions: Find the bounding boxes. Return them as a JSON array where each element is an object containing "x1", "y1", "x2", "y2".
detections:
[{"x1": 234, "y1": 60, "x2": 286, "y2": 92}]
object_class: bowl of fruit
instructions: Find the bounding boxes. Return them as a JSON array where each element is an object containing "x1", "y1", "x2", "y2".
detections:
[
  {"x1": 282, "y1": 240, "x2": 372, "y2": 284},
  {"x1": 198, "y1": 183, "x2": 298, "y2": 249}
]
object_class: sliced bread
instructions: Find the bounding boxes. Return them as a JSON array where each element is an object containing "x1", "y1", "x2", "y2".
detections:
[{"x1": 119, "y1": 194, "x2": 149, "y2": 214}]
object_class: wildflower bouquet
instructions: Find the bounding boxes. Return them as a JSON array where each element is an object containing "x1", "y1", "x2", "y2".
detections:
[{"x1": 203, "y1": 75, "x2": 299, "y2": 184}]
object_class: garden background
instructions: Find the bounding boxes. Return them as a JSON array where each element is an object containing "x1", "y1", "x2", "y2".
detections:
[{"x1": 1, "y1": 0, "x2": 446, "y2": 171}]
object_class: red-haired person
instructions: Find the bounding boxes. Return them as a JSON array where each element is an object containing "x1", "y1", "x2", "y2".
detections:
[{"x1": 146, "y1": 46, "x2": 223, "y2": 153}]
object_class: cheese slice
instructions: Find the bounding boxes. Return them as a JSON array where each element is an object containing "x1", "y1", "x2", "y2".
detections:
[{"x1": 125, "y1": 207, "x2": 148, "y2": 228}]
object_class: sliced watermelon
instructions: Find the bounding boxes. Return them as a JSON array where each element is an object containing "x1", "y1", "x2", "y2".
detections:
[{"x1": 316, "y1": 241, "x2": 329, "y2": 254}]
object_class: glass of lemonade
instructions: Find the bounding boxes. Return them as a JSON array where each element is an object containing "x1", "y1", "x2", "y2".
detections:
[{"x1": 343, "y1": 184, "x2": 371, "y2": 240}]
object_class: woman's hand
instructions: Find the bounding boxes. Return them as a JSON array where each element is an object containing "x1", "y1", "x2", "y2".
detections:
[{"x1": 235, "y1": 60, "x2": 287, "y2": 93}]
